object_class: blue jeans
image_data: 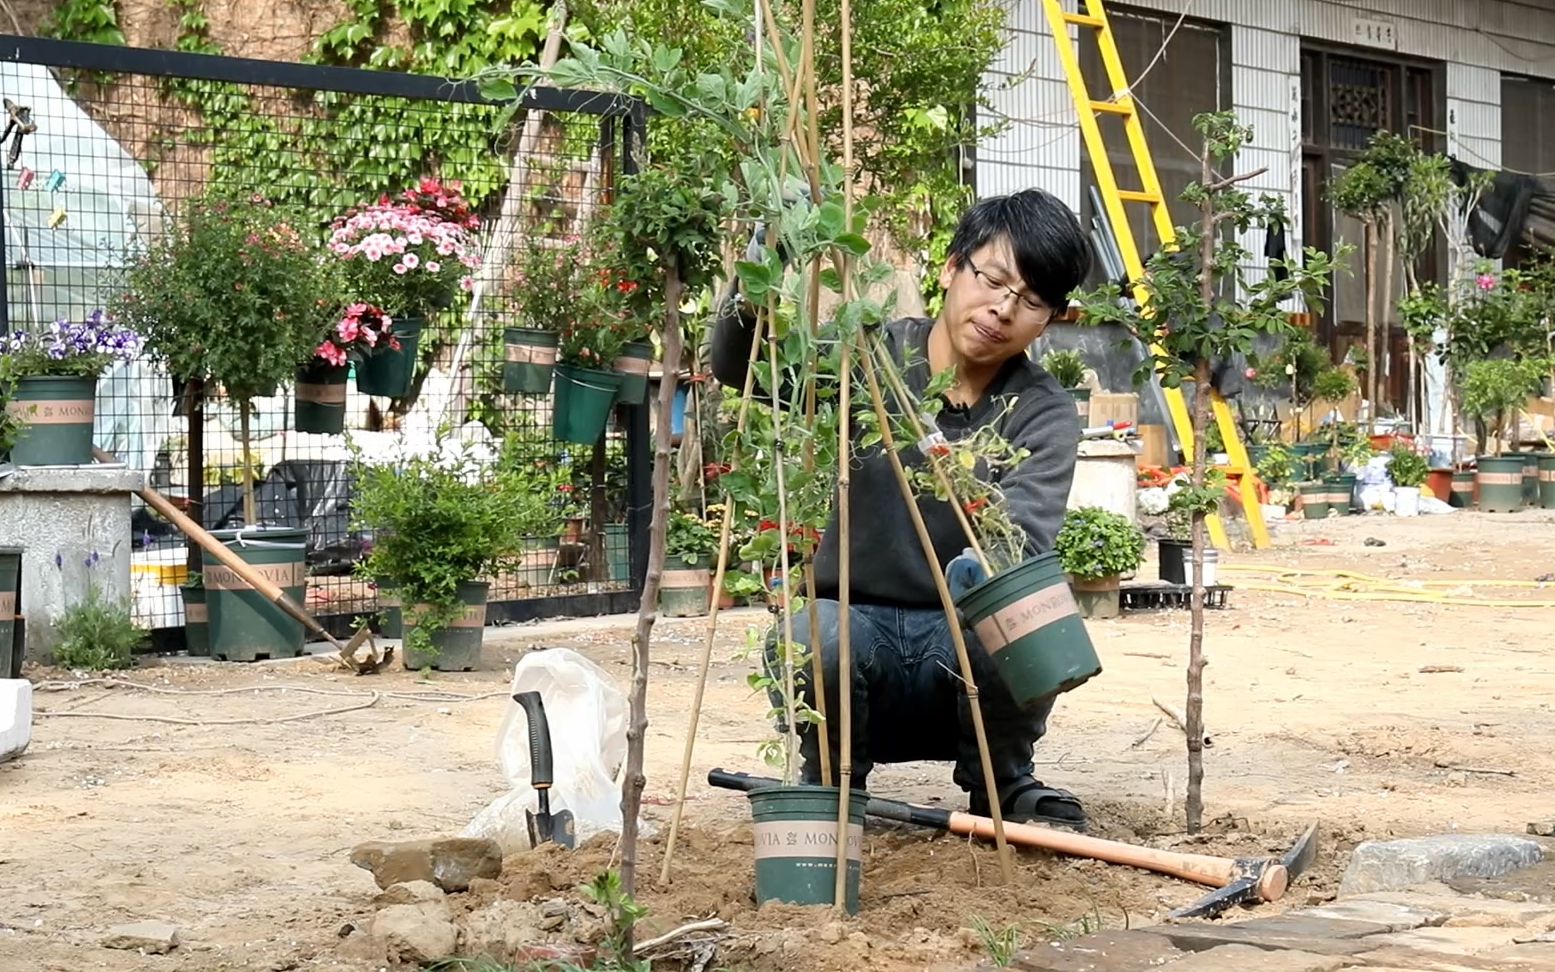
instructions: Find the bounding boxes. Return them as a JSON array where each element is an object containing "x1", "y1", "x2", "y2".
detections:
[{"x1": 766, "y1": 599, "x2": 1054, "y2": 794}]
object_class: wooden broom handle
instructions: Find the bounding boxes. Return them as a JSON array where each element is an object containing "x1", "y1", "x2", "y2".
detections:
[{"x1": 946, "y1": 811, "x2": 1288, "y2": 899}]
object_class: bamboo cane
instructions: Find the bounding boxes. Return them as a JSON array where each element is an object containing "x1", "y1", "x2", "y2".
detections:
[
  {"x1": 832, "y1": 0, "x2": 856, "y2": 907},
  {"x1": 858, "y1": 348, "x2": 1014, "y2": 884},
  {"x1": 767, "y1": 313, "x2": 804, "y2": 784}
]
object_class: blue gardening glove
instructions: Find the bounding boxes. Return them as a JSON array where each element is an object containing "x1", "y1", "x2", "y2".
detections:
[{"x1": 945, "y1": 548, "x2": 987, "y2": 602}]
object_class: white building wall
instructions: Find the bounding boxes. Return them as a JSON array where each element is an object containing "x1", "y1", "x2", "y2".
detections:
[{"x1": 979, "y1": 0, "x2": 1555, "y2": 265}]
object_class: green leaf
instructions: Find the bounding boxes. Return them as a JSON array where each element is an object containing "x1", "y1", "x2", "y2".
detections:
[
  {"x1": 477, "y1": 77, "x2": 517, "y2": 102},
  {"x1": 834, "y1": 233, "x2": 871, "y2": 256}
]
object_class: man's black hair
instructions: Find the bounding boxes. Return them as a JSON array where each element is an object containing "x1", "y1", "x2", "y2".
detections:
[{"x1": 945, "y1": 189, "x2": 1092, "y2": 312}]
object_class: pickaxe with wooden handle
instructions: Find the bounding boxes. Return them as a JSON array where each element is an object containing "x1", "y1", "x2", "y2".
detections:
[
  {"x1": 93, "y1": 447, "x2": 378, "y2": 667},
  {"x1": 708, "y1": 768, "x2": 1317, "y2": 918}
]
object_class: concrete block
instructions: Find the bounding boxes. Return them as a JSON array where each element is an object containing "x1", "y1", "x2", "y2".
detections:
[
  {"x1": 0, "y1": 463, "x2": 142, "y2": 660},
  {"x1": 1069, "y1": 439, "x2": 1141, "y2": 521},
  {"x1": 0, "y1": 679, "x2": 30, "y2": 762},
  {"x1": 1342, "y1": 835, "x2": 1546, "y2": 895}
]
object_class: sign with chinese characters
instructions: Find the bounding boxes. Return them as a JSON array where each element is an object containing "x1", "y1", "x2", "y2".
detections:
[{"x1": 1351, "y1": 16, "x2": 1397, "y2": 50}]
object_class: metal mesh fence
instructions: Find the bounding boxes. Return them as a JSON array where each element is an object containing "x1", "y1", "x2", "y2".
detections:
[{"x1": 0, "y1": 37, "x2": 650, "y2": 642}]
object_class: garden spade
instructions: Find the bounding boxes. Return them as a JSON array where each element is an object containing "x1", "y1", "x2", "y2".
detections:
[
  {"x1": 514, "y1": 691, "x2": 575, "y2": 849},
  {"x1": 92, "y1": 447, "x2": 377, "y2": 666}
]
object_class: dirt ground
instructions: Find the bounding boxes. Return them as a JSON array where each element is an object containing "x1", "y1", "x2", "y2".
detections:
[{"x1": 2, "y1": 510, "x2": 1553, "y2": 971}]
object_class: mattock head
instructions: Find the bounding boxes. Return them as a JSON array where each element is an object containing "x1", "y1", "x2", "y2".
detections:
[{"x1": 1168, "y1": 822, "x2": 1319, "y2": 921}]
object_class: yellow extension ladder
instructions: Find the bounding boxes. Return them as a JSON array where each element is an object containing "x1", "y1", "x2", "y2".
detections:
[{"x1": 1041, "y1": 0, "x2": 1269, "y2": 550}]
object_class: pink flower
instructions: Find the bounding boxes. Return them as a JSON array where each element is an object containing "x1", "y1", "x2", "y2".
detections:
[
  {"x1": 460, "y1": 276, "x2": 474, "y2": 292},
  {"x1": 316, "y1": 341, "x2": 347, "y2": 366},
  {"x1": 393, "y1": 263, "x2": 408, "y2": 275},
  {"x1": 1477, "y1": 273, "x2": 1496, "y2": 291},
  {"x1": 426, "y1": 260, "x2": 441, "y2": 273},
  {"x1": 338, "y1": 318, "x2": 362, "y2": 342},
  {"x1": 403, "y1": 252, "x2": 420, "y2": 269}
]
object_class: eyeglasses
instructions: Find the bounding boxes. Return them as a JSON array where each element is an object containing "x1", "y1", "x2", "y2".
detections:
[{"x1": 965, "y1": 256, "x2": 1052, "y2": 319}]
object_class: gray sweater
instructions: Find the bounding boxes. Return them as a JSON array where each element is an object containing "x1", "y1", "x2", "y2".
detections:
[{"x1": 710, "y1": 312, "x2": 1080, "y2": 607}]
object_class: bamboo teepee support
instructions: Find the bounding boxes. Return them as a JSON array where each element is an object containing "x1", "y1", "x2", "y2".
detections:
[{"x1": 858, "y1": 348, "x2": 1015, "y2": 884}]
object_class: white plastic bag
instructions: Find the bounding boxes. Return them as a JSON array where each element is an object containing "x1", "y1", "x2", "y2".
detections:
[{"x1": 462, "y1": 649, "x2": 631, "y2": 854}]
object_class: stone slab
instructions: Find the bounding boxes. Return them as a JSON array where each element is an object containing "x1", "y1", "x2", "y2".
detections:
[
  {"x1": 1354, "y1": 945, "x2": 1555, "y2": 972},
  {"x1": 1304, "y1": 898, "x2": 1449, "y2": 932},
  {"x1": 1004, "y1": 930, "x2": 1183, "y2": 971},
  {"x1": 1350, "y1": 890, "x2": 1555, "y2": 929},
  {"x1": 1151, "y1": 923, "x2": 1375, "y2": 957},
  {"x1": 1218, "y1": 916, "x2": 1391, "y2": 940},
  {"x1": 1158, "y1": 944, "x2": 1347, "y2": 971},
  {"x1": 1446, "y1": 860, "x2": 1555, "y2": 904},
  {"x1": 101, "y1": 921, "x2": 179, "y2": 954},
  {"x1": 1367, "y1": 925, "x2": 1523, "y2": 955},
  {"x1": 1341, "y1": 836, "x2": 1545, "y2": 896}
]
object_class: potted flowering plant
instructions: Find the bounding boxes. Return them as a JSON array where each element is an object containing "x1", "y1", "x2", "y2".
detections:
[
  {"x1": 0, "y1": 311, "x2": 140, "y2": 466},
  {"x1": 552, "y1": 286, "x2": 630, "y2": 445},
  {"x1": 1041, "y1": 348, "x2": 1090, "y2": 422},
  {"x1": 1054, "y1": 506, "x2": 1146, "y2": 619},
  {"x1": 661, "y1": 509, "x2": 717, "y2": 617},
  {"x1": 296, "y1": 302, "x2": 399, "y2": 435},
  {"x1": 505, "y1": 236, "x2": 587, "y2": 396},
  {"x1": 328, "y1": 178, "x2": 481, "y2": 398}
]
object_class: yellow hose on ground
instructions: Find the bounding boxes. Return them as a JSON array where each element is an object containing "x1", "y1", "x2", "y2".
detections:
[{"x1": 1217, "y1": 564, "x2": 1555, "y2": 608}]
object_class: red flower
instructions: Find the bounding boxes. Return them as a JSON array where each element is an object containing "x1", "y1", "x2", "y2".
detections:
[{"x1": 963, "y1": 498, "x2": 988, "y2": 515}]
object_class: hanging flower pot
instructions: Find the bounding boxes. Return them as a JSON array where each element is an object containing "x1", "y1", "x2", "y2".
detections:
[
  {"x1": 402, "y1": 580, "x2": 490, "y2": 672},
  {"x1": 954, "y1": 551, "x2": 1101, "y2": 708},
  {"x1": 503, "y1": 328, "x2": 559, "y2": 396},
  {"x1": 1477, "y1": 455, "x2": 1525, "y2": 513},
  {"x1": 552, "y1": 364, "x2": 623, "y2": 445},
  {"x1": 7, "y1": 375, "x2": 98, "y2": 466},
  {"x1": 357, "y1": 317, "x2": 425, "y2": 398},
  {"x1": 747, "y1": 784, "x2": 868, "y2": 914},
  {"x1": 612, "y1": 340, "x2": 654, "y2": 405},
  {"x1": 294, "y1": 360, "x2": 349, "y2": 435}
]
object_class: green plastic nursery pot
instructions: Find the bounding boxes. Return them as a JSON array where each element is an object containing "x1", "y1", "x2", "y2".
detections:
[
  {"x1": 0, "y1": 546, "x2": 19, "y2": 679},
  {"x1": 1450, "y1": 471, "x2": 1477, "y2": 509},
  {"x1": 613, "y1": 340, "x2": 654, "y2": 405},
  {"x1": 1070, "y1": 575, "x2": 1120, "y2": 620},
  {"x1": 1292, "y1": 442, "x2": 1327, "y2": 480},
  {"x1": 1325, "y1": 474, "x2": 1356, "y2": 514},
  {"x1": 1066, "y1": 387, "x2": 1091, "y2": 423},
  {"x1": 1540, "y1": 455, "x2": 1555, "y2": 510},
  {"x1": 7, "y1": 375, "x2": 97, "y2": 466},
  {"x1": 1157, "y1": 539, "x2": 1189, "y2": 584},
  {"x1": 1523, "y1": 452, "x2": 1550, "y2": 507},
  {"x1": 502, "y1": 328, "x2": 559, "y2": 396},
  {"x1": 294, "y1": 361, "x2": 348, "y2": 435},
  {"x1": 604, "y1": 524, "x2": 631, "y2": 583},
  {"x1": 552, "y1": 365, "x2": 623, "y2": 445},
  {"x1": 378, "y1": 584, "x2": 403, "y2": 639},
  {"x1": 660, "y1": 555, "x2": 710, "y2": 618},
  {"x1": 1298, "y1": 482, "x2": 1329, "y2": 520},
  {"x1": 747, "y1": 785, "x2": 869, "y2": 914},
  {"x1": 954, "y1": 551, "x2": 1101, "y2": 708},
  {"x1": 1476, "y1": 455, "x2": 1526, "y2": 514},
  {"x1": 402, "y1": 580, "x2": 489, "y2": 672},
  {"x1": 203, "y1": 527, "x2": 307, "y2": 662},
  {"x1": 357, "y1": 317, "x2": 424, "y2": 398},
  {"x1": 181, "y1": 581, "x2": 209, "y2": 657}
]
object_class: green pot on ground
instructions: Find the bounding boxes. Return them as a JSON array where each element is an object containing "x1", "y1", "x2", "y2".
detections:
[
  {"x1": 402, "y1": 580, "x2": 489, "y2": 672},
  {"x1": 612, "y1": 340, "x2": 654, "y2": 406},
  {"x1": 604, "y1": 524, "x2": 631, "y2": 583},
  {"x1": 1066, "y1": 387, "x2": 1091, "y2": 424},
  {"x1": 1476, "y1": 455, "x2": 1526, "y2": 514},
  {"x1": 1292, "y1": 442, "x2": 1328, "y2": 480},
  {"x1": 181, "y1": 580, "x2": 208, "y2": 657},
  {"x1": 1071, "y1": 574, "x2": 1120, "y2": 619},
  {"x1": 0, "y1": 546, "x2": 20, "y2": 678},
  {"x1": 1325, "y1": 474, "x2": 1357, "y2": 514},
  {"x1": 1298, "y1": 482, "x2": 1329, "y2": 520},
  {"x1": 552, "y1": 364, "x2": 623, "y2": 445},
  {"x1": 1523, "y1": 452, "x2": 1550, "y2": 507},
  {"x1": 660, "y1": 554, "x2": 711, "y2": 618},
  {"x1": 1450, "y1": 471, "x2": 1477, "y2": 509},
  {"x1": 954, "y1": 551, "x2": 1101, "y2": 708},
  {"x1": 357, "y1": 317, "x2": 424, "y2": 398},
  {"x1": 294, "y1": 360, "x2": 349, "y2": 435},
  {"x1": 502, "y1": 328, "x2": 559, "y2": 396},
  {"x1": 7, "y1": 375, "x2": 97, "y2": 466},
  {"x1": 747, "y1": 784, "x2": 868, "y2": 914},
  {"x1": 1540, "y1": 455, "x2": 1555, "y2": 510},
  {"x1": 378, "y1": 584, "x2": 402, "y2": 639},
  {"x1": 203, "y1": 527, "x2": 308, "y2": 662}
]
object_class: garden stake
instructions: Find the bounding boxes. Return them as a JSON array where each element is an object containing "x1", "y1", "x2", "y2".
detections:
[
  {"x1": 832, "y1": 0, "x2": 857, "y2": 908},
  {"x1": 766, "y1": 310, "x2": 803, "y2": 784},
  {"x1": 857, "y1": 350, "x2": 1014, "y2": 884},
  {"x1": 660, "y1": 312, "x2": 770, "y2": 885}
]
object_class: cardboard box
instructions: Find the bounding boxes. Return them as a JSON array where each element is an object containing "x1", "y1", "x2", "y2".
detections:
[{"x1": 1090, "y1": 391, "x2": 1139, "y2": 429}]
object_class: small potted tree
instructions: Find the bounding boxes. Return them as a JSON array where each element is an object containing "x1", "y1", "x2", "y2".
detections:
[
  {"x1": 1054, "y1": 506, "x2": 1146, "y2": 619},
  {"x1": 505, "y1": 236, "x2": 584, "y2": 396},
  {"x1": 0, "y1": 311, "x2": 140, "y2": 466},
  {"x1": 353, "y1": 443, "x2": 546, "y2": 670},
  {"x1": 327, "y1": 178, "x2": 481, "y2": 399},
  {"x1": 297, "y1": 302, "x2": 398, "y2": 435},
  {"x1": 1461, "y1": 358, "x2": 1546, "y2": 513},
  {"x1": 114, "y1": 191, "x2": 337, "y2": 662},
  {"x1": 1041, "y1": 348, "x2": 1090, "y2": 422},
  {"x1": 661, "y1": 509, "x2": 716, "y2": 618},
  {"x1": 1387, "y1": 443, "x2": 1429, "y2": 517}
]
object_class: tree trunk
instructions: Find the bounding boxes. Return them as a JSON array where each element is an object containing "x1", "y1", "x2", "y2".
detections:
[
  {"x1": 619, "y1": 264, "x2": 684, "y2": 926},
  {"x1": 1364, "y1": 219, "x2": 1379, "y2": 425},
  {"x1": 1185, "y1": 143, "x2": 1215, "y2": 835},
  {"x1": 239, "y1": 399, "x2": 256, "y2": 527},
  {"x1": 186, "y1": 378, "x2": 205, "y2": 572},
  {"x1": 1378, "y1": 214, "x2": 1396, "y2": 415}
]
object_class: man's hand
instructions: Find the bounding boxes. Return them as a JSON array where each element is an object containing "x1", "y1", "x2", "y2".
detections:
[{"x1": 945, "y1": 549, "x2": 987, "y2": 601}]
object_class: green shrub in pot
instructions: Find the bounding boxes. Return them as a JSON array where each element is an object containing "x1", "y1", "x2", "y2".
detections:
[
  {"x1": 1055, "y1": 507, "x2": 1145, "y2": 619},
  {"x1": 351, "y1": 443, "x2": 549, "y2": 663},
  {"x1": 1386, "y1": 444, "x2": 1429, "y2": 489}
]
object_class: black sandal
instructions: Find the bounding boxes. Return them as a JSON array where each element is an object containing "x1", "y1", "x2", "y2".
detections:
[{"x1": 969, "y1": 777, "x2": 1088, "y2": 831}]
